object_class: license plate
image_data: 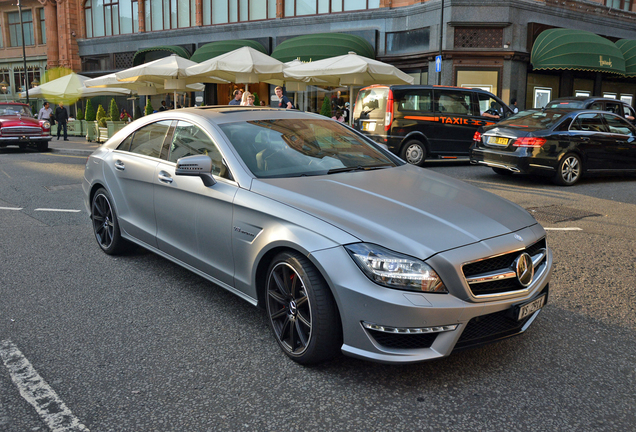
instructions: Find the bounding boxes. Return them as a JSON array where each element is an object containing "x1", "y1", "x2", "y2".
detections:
[
  {"x1": 487, "y1": 136, "x2": 508, "y2": 145},
  {"x1": 517, "y1": 294, "x2": 546, "y2": 321},
  {"x1": 362, "y1": 122, "x2": 376, "y2": 132}
]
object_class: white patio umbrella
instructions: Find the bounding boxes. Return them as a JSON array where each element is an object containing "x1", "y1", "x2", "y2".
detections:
[
  {"x1": 284, "y1": 52, "x2": 414, "y2": 124},
  {"x1": 115, "y1": 54, "x2": 224, "y2": 105},
  {"x1": 20, "y1": 72, "x2": 131, "y2": 103},
  {"x1": 186, "y1": 46, "x2": 285, "y2": 92}
]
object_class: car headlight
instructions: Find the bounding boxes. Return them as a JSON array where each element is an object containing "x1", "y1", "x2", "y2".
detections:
[
  {"x1": 42, "y1": 121, "x2": 50, "y2": 129},
  {"x1": 345, "y1": 243, "x2": 447, "y2": 293}
]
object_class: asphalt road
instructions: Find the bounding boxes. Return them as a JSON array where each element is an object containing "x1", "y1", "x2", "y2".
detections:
[{"x1": 1, "y1": 151, "x2": 634, "y2": 431}]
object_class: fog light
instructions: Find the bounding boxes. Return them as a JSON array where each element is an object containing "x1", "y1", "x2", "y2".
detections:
[{"x1": 362, "y1": 321, "x2": 458, "y2": 334}]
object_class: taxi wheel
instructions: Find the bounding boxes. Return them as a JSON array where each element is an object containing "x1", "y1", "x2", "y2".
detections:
[
  {"x1": 401, "y1": 140, "x2": 427, "y2": 166},
  {"x1": 553, "y1": 153, "x2": 582, "y2": 186}
]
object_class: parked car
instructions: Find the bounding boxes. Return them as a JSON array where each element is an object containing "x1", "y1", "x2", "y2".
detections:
[
  {"x1": 0, "y1": 102, "x2": 52, "y2": 151},
  {"x1": 84, "y1": 107, "x2": 552, "y2": 364},
  {"x1": 544, "y1": 96, "x2": 636, "y2": 120},
  {"x1": 470, "y1": 108, "x2": 636, "y2": 185},
  {"x1": 352, "y1": 85, "x2": 513, "y2": 165}
]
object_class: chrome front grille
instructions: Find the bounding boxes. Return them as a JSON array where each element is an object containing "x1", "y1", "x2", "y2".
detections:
[
  {"x1": 462, "y1": 239, "x2": 547, "y2": 297},
  {"x1": 1, "y1": 126, "x2": 42, "y2": 136}
]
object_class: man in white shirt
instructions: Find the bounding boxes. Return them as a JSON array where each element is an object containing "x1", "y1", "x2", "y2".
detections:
[{"x1": 38, "y1": 102, "x2": 52, "y2": 120}]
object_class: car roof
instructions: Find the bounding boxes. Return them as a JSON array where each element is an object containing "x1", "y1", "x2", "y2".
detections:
[
  {"x1": 359, "y1": 84, "x2": 497, "y2": 94},
  {"x1": 176, "y1": 105, "x2": 328, "y2": 124},
  {"x1": 548, "y1": 96, "x2": 628, "y2": 105},
  {"x1": 0, "y1": 102, "x2": 29, "y2": 106}
]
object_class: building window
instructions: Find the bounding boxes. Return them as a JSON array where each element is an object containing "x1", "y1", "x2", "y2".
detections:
[
  {"x1": 284, "y1": 0, "x2": 379, "y2": 17},
  {"x1": 457, "y1": 70, "x2": 499, "y2": 96},
  {"x1": 13, "y1": 69, "x2": 39, "y2": 93},
  {"x1": 143, "y1": 0, "x2": 196, "y2": 30},
  {"x1": 386, "y1": 28, "x2": 430, "y2": 56},
  {"x1": 454, "y1": 27, "x2": 503, "y2": 49},
  {"x1": 201, "y1": 0, "x2": 275, "y2": 24},
  {"x1": 85, "y1": 0, "x2": 138, "y2": 38},
  {"x1": 38, "y1": 8, "x2": 46, "y2": 44},
  {"x1": 0, "y1": 23, "x2": 3, "y2": 48},
  {"x1": 606, "y1": 0, "x2": 632, "y2": 11},
  {"x1": 8, "y1": 10, "x2": 34, "y2": 47}
]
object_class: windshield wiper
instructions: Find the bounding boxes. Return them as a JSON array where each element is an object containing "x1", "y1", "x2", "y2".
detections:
[{"x1": 327, "y1": 164, "x2": 393, "y2": 174}]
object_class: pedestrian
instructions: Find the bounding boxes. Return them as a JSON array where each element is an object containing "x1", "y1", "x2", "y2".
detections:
[
  {"x1": 342, "y1": 102, "x2": 350, "y2": 123},
  {"x1": 55, "y1": 102, "x2": 69, "y2": 141},
  {"x1": 332, "y1": 109, "x2": 345, "y2": 122},
  {"x1": 241, "y1": 91, "x2": 254, "y2": 106},
  {"x1": 159, "y1": 101, "x2": 168, "y2": 111},
  {"x1": 38, "y1": 101, "x2": 53, "y2": 121},
  {"x1": 229, "y1": 89, "x2": 243, "y2": 105},
  {"x1": 511, "y1": 98, "x2": 519, "y2": 114},
  {"x1": 260, "y1": 100, "x2": 266, "y2": 106},
  {"x1": 275, "y1": 86, "x2": 293, "y2": 109},
  {"x1": 120, "y1": 108, "x2": 132, "y2": 122}
]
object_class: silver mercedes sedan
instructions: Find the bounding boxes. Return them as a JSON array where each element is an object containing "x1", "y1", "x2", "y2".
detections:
[{"x1": 83, "y1": 107, "x2": 552, "y2": 364}]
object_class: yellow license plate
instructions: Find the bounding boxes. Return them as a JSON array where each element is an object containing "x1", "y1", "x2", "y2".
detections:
[
  {"x1": 362, "y1": 122, "x2": 376, "y2": 132},
  {"x1": 487, "y1": 136, "x2": 508, "y2": 145}
]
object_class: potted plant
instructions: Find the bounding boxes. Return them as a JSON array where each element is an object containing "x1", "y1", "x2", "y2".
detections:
[
  {"x1": 106, "y1": 98, "x2": 126, "y2": 138},
  {"x1": 320, "y1": 96, "x2": 332, "y2": 117},
  {"x1": 95, "y1": 104, "x2": 108, "y2": 143},
  {"x1": 145, "y1": 98, "x2": 153, "y2": 116},
  {"x1": 85, "y1": 99, "x2": 97, "y2": 142},
  {"x1": 76, "y1": 108, "x2": 85, "y2": 135}
]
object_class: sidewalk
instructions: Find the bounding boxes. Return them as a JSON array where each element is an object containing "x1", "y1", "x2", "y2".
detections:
[{"x1": 48, "y1": 134, "x2": 102, "y2": 156}]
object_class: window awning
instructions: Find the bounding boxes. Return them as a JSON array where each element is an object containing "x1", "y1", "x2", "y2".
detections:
[
  {"x1": 615, "y1": 39, "x2": 636, "y2": 77},
  {"x1": 191, "y1": 40, "x2": 267, "y2": 63},
  {"x1": 133, "y1": 46, "x2": 191, "y2": 66},
  {"x1": 271, "y1": 33, "x2": 375, "y2": 63},
  {"x1": 531, "y1": 29, "x2": 625, "y2": 75}
]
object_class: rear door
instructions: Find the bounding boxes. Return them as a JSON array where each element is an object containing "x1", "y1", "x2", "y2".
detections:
[
  {"x1": 431, "y1": 89, "x2": 477, "y2": 155},
  {"x1": 568, "y1": 113, "x2": 612, "y2": 170},
  {"x1": 601, "y1": 113, "x2": 636, "y2": 171}
]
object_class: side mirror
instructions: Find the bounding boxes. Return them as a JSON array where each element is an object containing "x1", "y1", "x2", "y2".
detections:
[{"x1": 175, "y1": 155, "x2": 216, "y2": 186}]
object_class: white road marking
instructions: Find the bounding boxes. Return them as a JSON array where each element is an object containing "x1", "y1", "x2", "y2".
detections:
[
  {"x1": 544, "y1": 227, "x2": 582, "y2": 231},
  {"x1": 34, "y1": 208, "x2": 82, "y2": 213},
  {"x1": 0, "y1": 339, "x2": 90, "y2": 432},
  {"x1": 0, "y1": 206, "x2": 23, "y2": 211}
]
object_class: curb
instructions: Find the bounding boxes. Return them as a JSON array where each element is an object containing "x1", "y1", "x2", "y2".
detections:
[{"x1": 49, "y1": 148, "x2": 95, "y2": 157}]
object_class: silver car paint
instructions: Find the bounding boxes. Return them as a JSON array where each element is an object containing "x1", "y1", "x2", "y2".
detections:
[{"x1": 84, "y1": 107, "x2": 551, "y2": 363}]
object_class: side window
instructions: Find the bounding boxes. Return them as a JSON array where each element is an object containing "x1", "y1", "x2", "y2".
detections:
[
  {"x1": 605, "y1": 102, "x2": 621, "y2": 115},
  {"x1": 570, "y1": 113, "x2": 608, "y2": 132},
  {"x1": 590, "y1": 102, "x2": 603, "y2": 111},
  {"x1": 477, "y1": 93, "x2": 504, "y2": 117},
  {"x1": 129, "y1": 121, "x2": 172, "y2": 159},
  {"x1": 624, "y1": 105, "x2": 636, "y2": 120},
  {"x1": 603, "y1": 114, "x2": 635, "y2": 135},
  {"x1": 396, "y1": 89, "x2": 433, "y2": 113},
  {"x1": 435, "y1": 90, "x2": 473, "y2": 115},
  {"x1": 116, "y1": 133, "x2": 133, "y2": 151},
  {"x1": 169, "y1": 121, "x2": 228, "y2": 178}
]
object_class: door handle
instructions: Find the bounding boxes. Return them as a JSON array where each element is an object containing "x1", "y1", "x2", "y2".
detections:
[
  {"x1": 114, "y1": 160, "x2": 125, "y2": 171},
  {"x1": 158, "y1": 171, "x2": 173, "y2": 184}
]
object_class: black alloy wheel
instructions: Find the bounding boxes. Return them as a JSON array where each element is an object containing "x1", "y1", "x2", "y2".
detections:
[
  {"x1": 400, "y1": 140, "x2": 427, "y2": 166},
  {"x1": 265, "y1": 251, "x2": 341, "y2": 364},
  {"x1": 553, "y1": 153, "x2": 582, "y2": 186},
  {"x1": 91, "y1": 188, "x2": 126, "y2": 255}
]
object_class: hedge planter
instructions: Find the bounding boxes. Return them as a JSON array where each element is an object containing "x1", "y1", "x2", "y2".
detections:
[
  {"x1": 67, "y1": 120, "x2": 83, "y2": 136},
  {"x1": 106, "y1": 120, "x2": 126, "y2": 137},
  {"x1": 86, "y1": 122, "x2": 97, "y2": 142}
]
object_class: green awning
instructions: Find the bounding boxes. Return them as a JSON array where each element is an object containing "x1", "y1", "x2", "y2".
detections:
[
  {"x1": 531, "y1": 29, "x2": 625, "y2": 75},
  {"x1": 132, "y1": 46, "x2": 191, "y2": 66},
  {"x1": 271, "y1": 33, "x2": 375, "y2": 63},
  {"x1": 615, "y1": 39, "x2": 636, "y2": 77},
  {"x1": 191, "y1": 40, "x2": 267, "y2": 63}
]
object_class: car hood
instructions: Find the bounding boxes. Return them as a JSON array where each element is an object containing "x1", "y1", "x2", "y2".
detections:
[
  {"x1": 0, "y1": 116, "x2": 41, "y2": 126},
  {"x1": 250, "y1": 164, "x2": 538, "y2": 259}
]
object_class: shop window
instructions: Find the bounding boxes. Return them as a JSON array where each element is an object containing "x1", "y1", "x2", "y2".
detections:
[
  {"x1": 620, "y1": 95, "x2": 633, "y2": 106},
  {"x1": 284, "y1": 0, "x2": 379, "y2": 17},
  {"x1": 86, "y1": 0, "x2": 138, "y2": 38},
  {"x1": 603, "y1": 92, "x2": 617, "y2": 99},
  {"x1": 386, "y1": 28, "x2": 430, "y2": 56},
  {"x1": 534, "y1": 87, "x2": 552, "y2": 109},
  {"x1": 454, "y1": 27, "x2": 503, "y2": 49},
  {"x1": 8, "y1": 10, "x2": 34, "y2": 47},
  {"x1": 606, "y1": 0, "x2": 632, "y2": 11},
  {"x1": 202, "y1": 0, "x2": 275, "y2": 24},
  {"x1": 575, "y1": 91, "x2": 590, "y2": 97},
  {"x1": 457, "y1": 70, "x2": 499, "y2": 96}
]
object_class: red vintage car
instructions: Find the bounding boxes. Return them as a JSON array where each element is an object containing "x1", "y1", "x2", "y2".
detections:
[{"x1": 0, "y1": 102, "x2": 52, "y2": 151}]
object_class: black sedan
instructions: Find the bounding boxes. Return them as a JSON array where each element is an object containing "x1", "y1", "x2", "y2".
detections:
[{"x1": 469, "y1": 109, "x2": 636, "y2": 185}]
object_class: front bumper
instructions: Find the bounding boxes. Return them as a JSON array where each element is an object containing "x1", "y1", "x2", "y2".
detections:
[
  {"x1": 0, "y1": 135, "x2": 52, "y2": 145},
  {"x1": 310, "y1": 225, "x2": 552, "y2": 364}
]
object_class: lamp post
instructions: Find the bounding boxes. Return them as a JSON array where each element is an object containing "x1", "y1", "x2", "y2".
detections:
[
  {"x1": 17, "y1": 0, "x2": 30, "y2": 106},
  {"x1": 437, "y1": 0, "x2": 444, "y2": 85}
]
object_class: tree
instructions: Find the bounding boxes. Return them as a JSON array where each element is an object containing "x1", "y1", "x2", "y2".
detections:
[
  {"x1": 145, "y1": 98, "x2": 153, "y2": 116},
  {"x1": 85, "y1": 99, "x2": 96, "y2": 121},
  {"x1": 320, "y1": 96, "x2": 332, "y2": 117},
  {"x1": 253, "y1": 92, "x2": 260, "y2": 106},
  {"x1": 96, "y1": 104, "x2": 108, "y2": 128},
  {"x1": 108, "y1": 98, "x2": 119, "y2": 121},
  {"x1": 76, "y1": 108, "x2": 84, "y2": 121}
]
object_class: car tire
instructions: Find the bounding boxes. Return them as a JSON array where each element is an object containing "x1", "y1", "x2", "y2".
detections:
[
  {"x1": 492, "y1": 167, "x2": 513, "y2": 176},
  {"x1": 91, "y1": 188, "x2": 127, "y2": 255},
  {"x1": 553, "y1": 153, "x2": 582, "y2": 186},
  {"x1": 400, "y1": 140, "x2": 427, "y2": 166},
  {"x1": 36, "y1": 142, "x2": 48, "y2": 152},
  {"x1": 265, "y1": 251, "x2": 341, "y2": 365}
]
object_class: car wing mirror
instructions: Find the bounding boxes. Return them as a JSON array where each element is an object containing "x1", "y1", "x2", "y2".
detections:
[{"x1": 175, "y1": 155, "x2": 216, "y2": 186}]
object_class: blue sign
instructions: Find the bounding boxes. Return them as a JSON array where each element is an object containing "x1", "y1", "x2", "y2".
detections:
[{"x1": 435, "y1": 55, "x2": 442, "y2": 73}]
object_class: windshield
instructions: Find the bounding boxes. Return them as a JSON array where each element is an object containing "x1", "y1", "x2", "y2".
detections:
[
  {"x1": 220, "y1": 119, "x2": 397, "y2": 178},
  {"x1": 353, "y1": 87, "x2": 388, "y2": 120},
  {"x1": 0, "y1": 105, "x2": 33, "y2": 117},
  {"x1": 495, "y1": 110, "x2": 566, "y2": 130},
  {"x1": 544, "y1": 100, "x2": 585, "y2": 109}
]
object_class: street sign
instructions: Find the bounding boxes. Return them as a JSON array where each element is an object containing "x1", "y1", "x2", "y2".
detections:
[{"x1": 435, "y1": 55, "x2": 442, "y2": 73}]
